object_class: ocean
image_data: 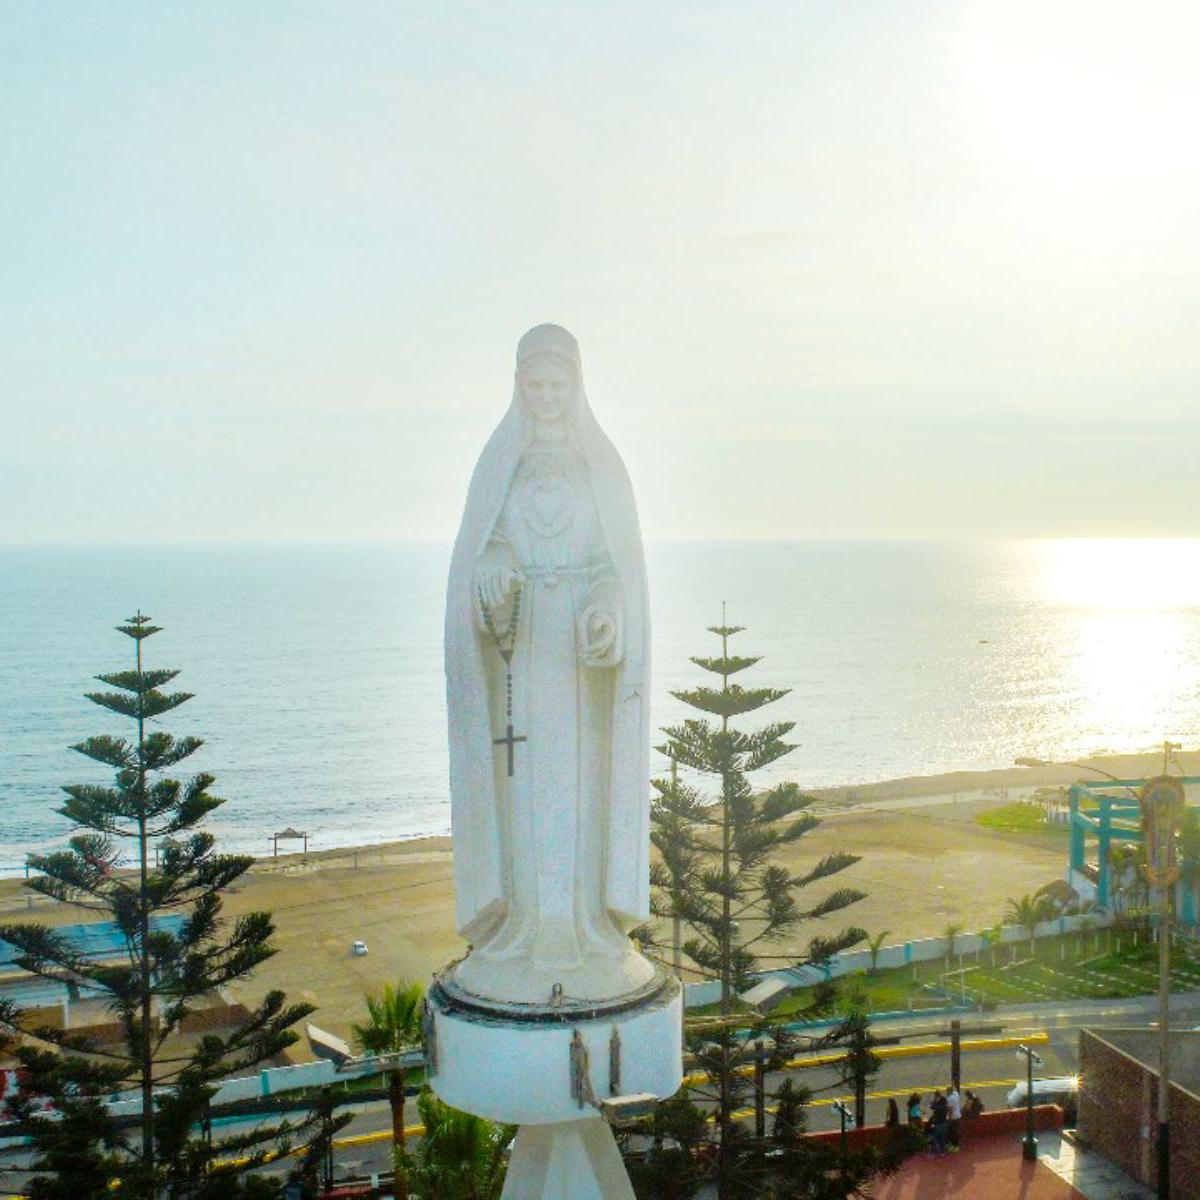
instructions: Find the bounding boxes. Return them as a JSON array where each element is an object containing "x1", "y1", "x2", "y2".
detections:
[{"x1": 2, "y1": 539, "x2": 1199, "y2": 874}]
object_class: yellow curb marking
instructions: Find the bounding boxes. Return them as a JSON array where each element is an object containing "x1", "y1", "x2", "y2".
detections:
[{"x1": 682, "y1": 1031, "x2": 1048, "y2": 1088}]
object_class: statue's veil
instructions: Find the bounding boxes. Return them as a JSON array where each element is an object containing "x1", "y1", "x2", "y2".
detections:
[{"x1": 444, "y1": 325, "x2": 650, "y2": 939}]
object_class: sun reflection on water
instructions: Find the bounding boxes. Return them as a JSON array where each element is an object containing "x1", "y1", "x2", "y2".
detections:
[
  {"x1": 1035, "y1": 539, "x2": 1200, "y2": 611},
  {"x1": 1024, "y1": 540, "x2": 1200, "y2": 757}
]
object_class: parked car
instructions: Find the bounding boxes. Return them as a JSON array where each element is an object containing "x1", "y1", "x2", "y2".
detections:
[
  {"x1": 1007, "y1": 1075, "x2": 1079, "y2": 1125},
  {"x1": 351, "y1": 940, "x2": 369, "y2": 956}
]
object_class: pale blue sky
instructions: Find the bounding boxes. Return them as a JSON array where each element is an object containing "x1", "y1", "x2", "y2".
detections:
[{"x1": 4, "y1": 0, "x2": 1199, "y2": 541}]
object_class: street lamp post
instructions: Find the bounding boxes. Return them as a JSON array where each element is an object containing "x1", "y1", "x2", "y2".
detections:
[
  {"x1": 832, "y1": 1100, "x2": 852, "y2": 1187},
  {"x1": 1017, "y1": 1044, "x2": 1043, "y2": 1161}
]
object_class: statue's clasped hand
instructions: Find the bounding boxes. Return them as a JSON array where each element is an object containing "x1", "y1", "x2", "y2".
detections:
[
  {"x1": 580, "y1": 606, "x2": 621, "y2": 667},
  {"x1": 476, "y1": 544, "x2": 524, "y2": 612}
]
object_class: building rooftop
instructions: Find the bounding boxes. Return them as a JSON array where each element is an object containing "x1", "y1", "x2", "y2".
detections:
[{"x1": 1085, "y1": 1026, "x2": 1200, "y2": 1096}]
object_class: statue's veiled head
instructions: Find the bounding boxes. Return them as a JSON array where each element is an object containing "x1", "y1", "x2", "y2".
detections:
[{"x1": 515, "y1": 324, "x2": 582, "y2": 425}]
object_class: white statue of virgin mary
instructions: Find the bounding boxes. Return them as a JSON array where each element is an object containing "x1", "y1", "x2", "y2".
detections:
[{"x1": 444, "y1": 324, "x2": 656, "y2": 1005}]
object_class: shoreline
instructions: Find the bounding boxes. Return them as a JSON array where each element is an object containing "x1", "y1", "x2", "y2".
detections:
[
  {"x1": 1, "y1": 748, "x2": 1192, "y2": 886},
  {"x1": 805, "y1": 747, "x2": 1199, "y2": 805},
  {"x1": 0, "y1": 748, "x2": 1192, "y2": 1045},
  {"x1": 241, "y1": 746, "x2": 1199, "y2": 871}
]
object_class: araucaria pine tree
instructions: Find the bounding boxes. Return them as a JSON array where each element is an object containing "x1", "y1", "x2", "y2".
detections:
[
  {"x1": 649, "y1": 619, "x2": 868, "y2": 1199},
  {"x1": 835, "y1": 1007, "x2": 880, "y2": 1130},
  {"x1": 0, "y1": 614, "x2": 316, "y2": 1199}
]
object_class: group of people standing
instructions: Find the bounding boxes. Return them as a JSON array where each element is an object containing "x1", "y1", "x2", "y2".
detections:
[{"x1": 887, "y1": 1085, "x2": 984, "y2": 1155}]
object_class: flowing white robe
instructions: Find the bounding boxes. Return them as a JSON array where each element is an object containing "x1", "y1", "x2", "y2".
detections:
[
  {"x1": 462, "y1": 444, "x2": 632, "y2": 979},
  {"x1": 444, "y1": 361, "x2": 653, "y2": 1005}
]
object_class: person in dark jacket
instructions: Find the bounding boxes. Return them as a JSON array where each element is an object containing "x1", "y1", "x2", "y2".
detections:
[{"x1": 928, "y1": 1089, "x2": 949, "y2": 1155}]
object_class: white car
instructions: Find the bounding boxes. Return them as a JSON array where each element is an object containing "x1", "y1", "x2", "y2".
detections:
[
  {"x1": 1007, "y1": 1075, "x2": 1079, "y2": 1124},
  {"x1": 351, "y1": 940, "x2": 369, "y2": 956}
]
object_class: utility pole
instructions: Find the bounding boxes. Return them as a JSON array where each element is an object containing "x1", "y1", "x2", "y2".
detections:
[
  {"x1": 950, "y1": 1018, "x2": 961, "y2": 1089},
  {"x1": 753, "y1": 1039, "x2": 766, "y2": 1138},
  {"x1": 320, "y1": 1086, "x2": 335, "y2": 1192},
  {"x1": 931, "y1": 1019, "x2": 1003, "y2": 1090},
  {"x1": 1141, "y1": 765, "x2": 1183, "y2": 1200}
]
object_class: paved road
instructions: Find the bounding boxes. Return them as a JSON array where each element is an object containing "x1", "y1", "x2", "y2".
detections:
[
  {"x1": 802, "y1": 991, "x2": 1200, "y2": 1131},
  {"x1": 3, "y1": 993, "x2": 1196, "y2": 1191},
  {"x1": 255, "y1": 992, "x2": 1200, "y2": 1182}
]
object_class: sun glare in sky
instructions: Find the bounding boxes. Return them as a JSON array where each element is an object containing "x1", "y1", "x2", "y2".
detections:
[
  {"x1": 962, "y1": 1, "x2": 1197, "y2": 193},
  {"x1": 2, "y1": 3, "x2": 1199, "y2": 541}
]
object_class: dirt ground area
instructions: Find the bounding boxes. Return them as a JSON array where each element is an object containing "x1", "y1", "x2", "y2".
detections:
[
  {"x1": 221, "y1": 839, "x2": 462, "y2": 1051},
  {"x1": 6, "y1": 744, "x2": 1192, "y2": 1056},
  {"x1": 780, "y1": 796, "x2": 1066, "y2": 947},
  {"x1": 0, "y1": 795, "x2": 1088, "y2": 1052},
  {"x1": 210, "y1": 794, "x2": 1068, "y2": 1048}
]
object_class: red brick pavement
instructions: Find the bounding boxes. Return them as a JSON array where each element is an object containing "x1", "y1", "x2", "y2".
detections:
[{"x1": 873, "y1": 1135, "x2": 1086, "y2": 1199}]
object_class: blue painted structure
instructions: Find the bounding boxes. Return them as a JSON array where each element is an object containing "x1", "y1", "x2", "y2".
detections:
[
  {"x1": 0, "y1": 916, "x2": 186, "y2": 973},
  {"x1": 1067, "y1": 777, "x2": 1199, "y2": 920},
  {"x1": 0, "y1": 916, "x2": 188, "y2": 1014}
]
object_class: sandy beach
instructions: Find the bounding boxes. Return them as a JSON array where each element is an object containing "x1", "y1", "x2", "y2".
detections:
[{"x1": 1, "y1": 749, "x2": 1193, "y2": 1055}]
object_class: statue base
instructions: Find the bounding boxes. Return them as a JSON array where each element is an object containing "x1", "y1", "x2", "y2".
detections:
[
  {"x1": 503, "y1": 1118, "x2": 634, "y2": 1200},
  {"x1": 427, "y1": 963, "x2": 682, "y2": 1199}
]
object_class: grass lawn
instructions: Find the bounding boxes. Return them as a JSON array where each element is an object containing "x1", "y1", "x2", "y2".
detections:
[
  {"x1": 710, "y1": 930, "x2": 1200, "y2": 1025},
  {"x1": 976, "y1": 802, "x2": 1069, "y2": 837},
  {"x1": 953, "y1": 940, "x2": 1200, "y2": 1005}
]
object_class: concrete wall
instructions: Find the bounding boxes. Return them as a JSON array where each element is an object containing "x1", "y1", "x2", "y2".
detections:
[
  {"x1": 1077, "y1": 1027, "x2": 1200, "y2": 1200},
  {"x1": 103, "y1": 1051, "x2": 372, "y2": 1117},
  {"x1": 684, "y1": 910, "x2": 1113, "y2": 1009},
  {"x1": 805, "y1": 1104, "x2": 1064, "y2": 1151}
]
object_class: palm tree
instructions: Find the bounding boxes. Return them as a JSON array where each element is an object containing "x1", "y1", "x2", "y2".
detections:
[
  {"x1": 943, "y1": 923, "x2": 963, "y2": 971},
  {"x1": 1006, "y1": 893, "x2": 1053, "y2": 956},
  {"x1": 1179, "y1": 809, "x2": 1200, "y2": 881},
  {"x1": 406, "y1": 1087, "x2": 516, "y2": 1200},
  {"x1": 978, "y1": 924, "x2": 1002, "y2": 967},
  {"x1": 866, "y1": 929, "x2": 891, "y2": 976},
  {"x1": 1178, "y1": 810, "x2": 1200, "y2": 929},
  {"x1": 1108, "y1": 844, "x2": 1138, "y2": 918},
  {"x1": 1078, "y1": 914, "x2": 1096, "y2": 958},
  {"x1": 352, "y1": 980, "x2": 425, "y2": 1199}
]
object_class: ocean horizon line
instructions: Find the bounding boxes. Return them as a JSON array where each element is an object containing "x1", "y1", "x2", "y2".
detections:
[{"x1": 4, "y1": 534, "x2": 1199, "y2": 549}]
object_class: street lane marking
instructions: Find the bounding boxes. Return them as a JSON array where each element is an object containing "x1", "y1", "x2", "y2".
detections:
[{"x1": 681, "y1": 1031, "x2": 1049, "y2": 1088}]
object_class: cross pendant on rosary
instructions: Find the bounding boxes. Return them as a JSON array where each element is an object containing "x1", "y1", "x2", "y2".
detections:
[
  {"x1": 478, "y1": 581, "x2": 526, "y2": 779},
  {"x1": 493, "y1": 722, "x2": 527, "y2": 777}
]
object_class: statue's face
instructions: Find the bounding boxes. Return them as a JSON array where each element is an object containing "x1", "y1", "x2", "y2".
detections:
[{"x1": 519, "y1": 356, "x2": 575, "y2": 422}]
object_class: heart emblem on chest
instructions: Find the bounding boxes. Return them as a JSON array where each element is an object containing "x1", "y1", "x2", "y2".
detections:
[{"x1": 523, "y1": 475, "x2": 572, "y2": 538}]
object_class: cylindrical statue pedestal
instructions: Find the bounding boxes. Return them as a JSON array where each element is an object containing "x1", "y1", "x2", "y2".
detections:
[{"x1": 428, "y1": 964, "x2": 683, "y2": 1199}]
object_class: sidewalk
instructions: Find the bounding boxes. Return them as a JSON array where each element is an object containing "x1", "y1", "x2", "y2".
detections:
[
  {"x1": 1038, "y1": 1132, "x2": 1154, "y2": 1200},
  {"x1": 872, "y1": 1132, "x2": 1152, "y2": 1200}
]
